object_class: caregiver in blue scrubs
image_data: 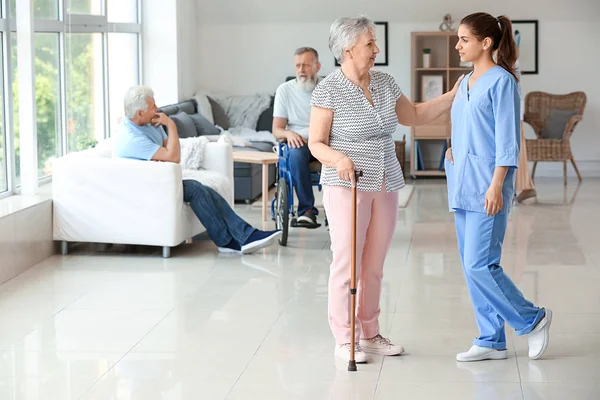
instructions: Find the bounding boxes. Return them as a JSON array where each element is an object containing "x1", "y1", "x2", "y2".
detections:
[{"x1": 445, "y1": 12, "x2": 552, "y2": 362}]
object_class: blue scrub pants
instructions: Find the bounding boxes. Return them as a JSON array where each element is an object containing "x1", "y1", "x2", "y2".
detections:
[{"x1": 454, "y1": 209, "x2": 545, "y2": 350}]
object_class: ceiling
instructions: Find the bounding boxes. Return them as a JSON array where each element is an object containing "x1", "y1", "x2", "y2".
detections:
[{"x1": 194, "y1": 0, "x2": 600, "y2": 24}]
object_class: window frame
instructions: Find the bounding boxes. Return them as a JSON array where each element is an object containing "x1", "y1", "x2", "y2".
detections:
[{"x1": 0, "y1": 0, "x2": 142, "y2": 199}]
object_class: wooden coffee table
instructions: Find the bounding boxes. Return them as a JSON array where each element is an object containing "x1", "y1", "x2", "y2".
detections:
[{"x1": 232, "y1": 150, "x2": 279, "y2": 221}]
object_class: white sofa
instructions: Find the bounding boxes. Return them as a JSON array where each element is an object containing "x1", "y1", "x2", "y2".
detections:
[{"x1": 52, "y1": 137, "x2": 234, "y2": 257}]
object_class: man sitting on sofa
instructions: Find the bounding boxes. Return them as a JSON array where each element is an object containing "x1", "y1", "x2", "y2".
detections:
[
  {"x1": 114, "y1": 85, "x2": 281, "y2": 254},
  {"x1": 272, "y1": 46, "x2": 322, "y2": 228}
]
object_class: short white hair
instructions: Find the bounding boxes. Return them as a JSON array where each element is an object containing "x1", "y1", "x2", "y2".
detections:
[
  {"x1": 124, "y1": 85, "x2": 154, "y2": 119},
  {"x1": 329, "y1": 16, "x2": 376, "y2": 64}
]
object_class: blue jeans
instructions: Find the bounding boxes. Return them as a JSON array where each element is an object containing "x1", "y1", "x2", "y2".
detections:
[
  {"x1": 288, "y1": 144, "x2": 317, "y2": 216},
  {"x1": 454, "y1": 209, "x2": 544, "y2": 350},
  {"x1": 183, "y1": 180, "x2": 255, "y2": 247}
]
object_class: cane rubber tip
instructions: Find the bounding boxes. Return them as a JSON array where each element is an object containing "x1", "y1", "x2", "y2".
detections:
[{"x1": 348, "y1": 360, "x2": 357, "y2": 371}]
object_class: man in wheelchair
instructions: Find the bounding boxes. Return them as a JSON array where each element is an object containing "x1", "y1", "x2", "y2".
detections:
[{"x1": 272, "y1": 46, "x2": 322, "y2": 228}]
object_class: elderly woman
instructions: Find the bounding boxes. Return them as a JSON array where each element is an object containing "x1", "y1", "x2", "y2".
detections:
[{"x1": 308, "y1": 16, "x2": 463, "y2": 363}]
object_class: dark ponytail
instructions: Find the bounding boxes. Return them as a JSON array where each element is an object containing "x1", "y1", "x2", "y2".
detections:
[
  {"x1": 461, "y1": 12, "x2": 519, "y2": 82},
  {"x1": 496, "y1": 16, "x2": 518, "y2": 82}
]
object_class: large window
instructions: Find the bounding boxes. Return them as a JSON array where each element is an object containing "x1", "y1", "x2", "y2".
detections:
[
  {"x1": 107, "y1": 0, "x2": 138, "y2": 23},
  {"x1": 9, "y1": 0, "x2": 60, "y2": 19},
  {"x1": 1, "y1": 0, "x2": 141, "y2": 197},
  {"x1": 10, "y1": 32, "x2": 19, "y2": 184},
  {"x1": 0, "y1": 33, "x2": 6, "y2": 193},
  {"x1": 65, "y1": 32, "x2": 105, "y2": 153},
  {"x1": 35, "y1": 33, "x2": 61, "y2": 178},
  {"x1": 66, "y1": 0, "x2": 102, "y2": 16},
  {"x1": 11, "y1": 33, "x2": 61, "y2": 180}
]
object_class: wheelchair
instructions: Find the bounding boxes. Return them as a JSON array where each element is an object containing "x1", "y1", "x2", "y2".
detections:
[{"x1": 270, "y1": 142, "x2": 326, "y2": 246}]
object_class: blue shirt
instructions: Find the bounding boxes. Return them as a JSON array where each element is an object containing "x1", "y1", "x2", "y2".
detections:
[
  {"x1": 114, "y1": 118, "x2": 167, "y2": 161},
  {"x1": 445, "y1": 66, "x2": 520, "y2": 214}
]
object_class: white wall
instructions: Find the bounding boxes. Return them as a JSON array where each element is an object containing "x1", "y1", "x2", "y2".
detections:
[
  {"x1": 142, "y1": 0, "x2": 197, "y2": 105},
  {"x1": 196, "y1": 19, "x2": 600, "y2": 169},
  {"x1": 142, "y1": 0, "x2": 179, "y2": 104},
  {"x1": 176, "y1": 0, "x2": 197, "y2": 100},
  {"x1": 196, "y1": 21, "x2": 427, "y2": 144},
  {"x1": 195, "y1": 0, "x2": 600, "y2": 175},
  {"x1": 519, "y1": 20, "x2": 600, "y2": 163}
]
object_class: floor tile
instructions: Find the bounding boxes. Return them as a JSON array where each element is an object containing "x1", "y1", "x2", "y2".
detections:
[{"x1": 0, "y1": 179, "x2": 599, "y2": 399}]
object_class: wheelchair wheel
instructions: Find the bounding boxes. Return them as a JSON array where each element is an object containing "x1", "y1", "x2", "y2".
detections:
[{"x1": 275, "y1": 178, "x2": 289, "y2": 246}]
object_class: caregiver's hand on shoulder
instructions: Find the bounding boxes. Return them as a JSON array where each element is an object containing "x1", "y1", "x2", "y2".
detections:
[
  {"x1": 485, "y1": 184, "x2": 503, "y2": 217},
  {"x1": 445, "y1": 147, "x2": 453, "y2": 164}
]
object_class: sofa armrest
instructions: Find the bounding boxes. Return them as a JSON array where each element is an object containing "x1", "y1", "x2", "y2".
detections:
[
  {"x1": 202, "y1": 137, "x2": 234, "y2": 204},
  {"x1": 53, "y1": 155, "x2": 184, "y2": 245}
]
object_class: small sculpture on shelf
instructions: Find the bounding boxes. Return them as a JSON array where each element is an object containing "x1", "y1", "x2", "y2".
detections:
[{"x1": 439, "y1": 14, "x2": 455, "y2": 32}]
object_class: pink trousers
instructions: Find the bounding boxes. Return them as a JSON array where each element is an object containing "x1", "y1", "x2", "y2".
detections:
[{"x1": 322, "y1": 181, "x2": 399, "y2": 344}]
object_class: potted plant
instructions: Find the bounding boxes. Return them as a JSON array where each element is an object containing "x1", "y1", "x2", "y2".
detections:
[{"x1": 423, "y1": 48, "x2": 431, "y2": 68}]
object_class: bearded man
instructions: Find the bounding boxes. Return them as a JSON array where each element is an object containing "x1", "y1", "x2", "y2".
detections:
[{"x1": 272, "y1": 47, "x2": 322, "y2": 228}]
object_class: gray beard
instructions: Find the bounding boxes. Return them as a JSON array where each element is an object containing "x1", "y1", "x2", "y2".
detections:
[{"x1": 296, "y1": 77, "x2": 317, "y2": 92}]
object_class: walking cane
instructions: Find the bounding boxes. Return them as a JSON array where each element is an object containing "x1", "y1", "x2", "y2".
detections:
[{"x1": 348, "y1": 170, "x2": 363, "y2": 372}]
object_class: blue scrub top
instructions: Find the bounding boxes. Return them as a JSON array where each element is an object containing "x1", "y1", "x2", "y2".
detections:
[{"x1": 446, "y1": 66, "x2": 520, "y2": 214}]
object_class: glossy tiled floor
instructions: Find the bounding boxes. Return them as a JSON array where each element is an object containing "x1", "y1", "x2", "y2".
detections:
[{"x1": 0, "y1": 178, "x2": 599, "y2": 400}]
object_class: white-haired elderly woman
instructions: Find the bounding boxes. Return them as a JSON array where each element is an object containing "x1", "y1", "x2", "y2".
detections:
[{"x1": 309, "y1": 16, "x2": 463, "y2": 363}]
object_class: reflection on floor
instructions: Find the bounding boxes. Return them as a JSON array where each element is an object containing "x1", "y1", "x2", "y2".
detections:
[{"x1": 0, "y1": 178, "x2": 598, "y2": 399}]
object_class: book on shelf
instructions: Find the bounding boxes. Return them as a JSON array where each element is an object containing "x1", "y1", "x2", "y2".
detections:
[
  {"x1": 414, "y1": 140, "x2": 425, "y2": 171},
  {"x1": 439, "y1": 140, "x2": 448, "y2": 171}
]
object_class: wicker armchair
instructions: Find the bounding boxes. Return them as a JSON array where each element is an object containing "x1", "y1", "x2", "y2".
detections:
[{"x1": 524, "y1": 91, "x2": 586, "y2": 185}]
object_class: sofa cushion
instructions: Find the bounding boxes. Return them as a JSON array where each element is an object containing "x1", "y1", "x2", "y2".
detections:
[
  {"x1": 159, "y1": 104, "x2": 179, "y2": 116},
  {"x1": 248, "y1": 141, "x2": 275, "y2": 152},
  {"x1": 541, "y1": 109, "x2": 577, "y2": 139},
  {"x1": 170, "y1": 111, "x2": 197, "y2": 138},
  {"x1": 210, "y1": 94, "x2": 272, "y2": 129},
  {"x1": 188, "y1": 113, "x2": 220, "y2": 136},
  {"x1": 178, "y1": 101, "x2": 196, "y2": 115},
  {"x1": 193, "y1": 92, "x2": 214, "y2": 124},
  {"x1": 208, "y1": 97, "x2": 230, "y2": 130},
  {"x1": 256, "y1": 96, "x2": 275, "y2": 132}
]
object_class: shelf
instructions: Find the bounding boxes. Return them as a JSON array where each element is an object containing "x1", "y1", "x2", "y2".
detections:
[
  {"x1": 411, "y1": 170, "x2": 446, "y2": 177},
  {"x1": 410, "y1": 31, "x2": 456, "y2": 180},
  {"x1": 415, "y1": 68, "x2": 472, "y2": 72},
  {"x1": 413, "y1": 136, "x2": 450, "y2": 140},
  {"x1": 412, "y1": 31, "x2": 456, "y2": 37}
]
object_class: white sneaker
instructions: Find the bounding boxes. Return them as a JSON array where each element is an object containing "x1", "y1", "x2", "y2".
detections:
[
  {"x1": 334, "y1": 343, "x2": 368, "y2": 363},
  {"x1": 528, "y1": 308, "x2": 552, "y2": 360},
  {"x1": 360, "y1": 335, "x2": 404, "y2": 356},
  {"x1": 456, "y1": 345, "x2": 508, "y2": 362}
]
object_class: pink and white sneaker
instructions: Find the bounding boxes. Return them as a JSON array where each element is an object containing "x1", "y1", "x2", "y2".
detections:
[{"x1": 360, "y1": 334, "x2": 404, "y2": 356}]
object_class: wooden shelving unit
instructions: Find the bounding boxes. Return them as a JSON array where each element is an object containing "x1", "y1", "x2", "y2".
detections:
[{"x1": 409, "y1": 31, "x2": 472, "y2": 178}]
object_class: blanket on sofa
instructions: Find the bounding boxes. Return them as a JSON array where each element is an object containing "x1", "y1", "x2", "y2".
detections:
[
  {"x1": 182, "y1": 169, "x2": 232, "y2": 204},
  {"x1": 226, "y1": 127, "x2": 277, "y2": 146},
  {"x1": 179, "y1": 136, "x2": 231, "y2": 201},
  {"x1": 211, "y1": 94, "x2": 272, "y2": 129}
]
